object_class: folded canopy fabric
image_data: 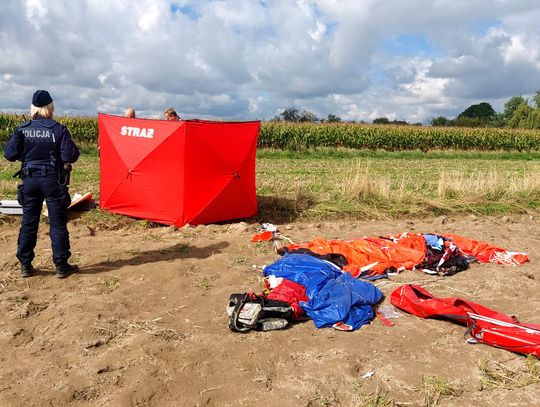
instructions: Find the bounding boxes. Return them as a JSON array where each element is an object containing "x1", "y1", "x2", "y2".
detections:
[
  {"x1": 390, "y1": 284, "x2": 540, "y2": 357},
  {"x1": 263, "y1": 253, "x2": 383, "y2": 330},
  {"x1": 282, "y1": 232, "x2": 528, "y2": 277}
]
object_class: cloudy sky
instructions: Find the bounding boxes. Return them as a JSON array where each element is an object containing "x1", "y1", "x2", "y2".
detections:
[{"x1": 1, "y1": 0, "x2": 540, "y2": 122}]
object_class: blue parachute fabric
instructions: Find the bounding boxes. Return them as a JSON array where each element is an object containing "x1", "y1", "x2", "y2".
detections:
[
  {"x1": 301, "y1": 272, "x2": 383, "y2": 329},
  {"x1": 423, "y1": 234, "x2": 444, "y2": 251},
  {"x1": 263, "y1": 253, "x2": 383, "y2": 330}
]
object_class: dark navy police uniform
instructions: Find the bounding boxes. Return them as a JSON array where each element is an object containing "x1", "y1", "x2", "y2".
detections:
[{"x1": 4, "y1": 115, "x2": 80, "y2": 271}]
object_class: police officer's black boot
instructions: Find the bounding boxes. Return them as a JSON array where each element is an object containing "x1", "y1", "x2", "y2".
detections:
[
  {"x1": 55, "y1": 263, "x2": 79, "y2": 279},
  {"x1": 20, "y1": 264, "x2": 37, "y2": 278}
]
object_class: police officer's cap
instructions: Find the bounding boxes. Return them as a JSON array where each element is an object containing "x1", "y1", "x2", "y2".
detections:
[{"x1": 32, "y1": 90, "x2": 53, "y2": 108}]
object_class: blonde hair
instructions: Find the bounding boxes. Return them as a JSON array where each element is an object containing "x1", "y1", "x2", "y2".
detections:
[{"x1": 30, "y1": 102, "x2": 54, "y2": 119}]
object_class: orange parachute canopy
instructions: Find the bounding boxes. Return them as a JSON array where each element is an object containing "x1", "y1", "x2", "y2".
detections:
[
  {"x1": 282, "y1": 232, "x2": 528, "y2": 277},
  {"x1": 441, "y1": 234, "x2": 528, "y2": 265}
]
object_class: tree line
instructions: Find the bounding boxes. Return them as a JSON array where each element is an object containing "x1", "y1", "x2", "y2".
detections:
[
  {"x1": 272, "y1": 107, "x2": 424, "y2": 125},
  {"x1": 272, "y1": 108, "x2": 344, "y2": 123},
  {"x1": 431, "y1": 90, "x2": 540, "y2": 129},
  {"x1": 273, "y1": 90, "x2": 540, "y2": 128}
]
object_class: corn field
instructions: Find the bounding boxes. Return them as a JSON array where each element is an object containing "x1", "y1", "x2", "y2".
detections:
[
  {"x1": 0, "y1": 114, "x2": 97, "y2": 145},
  {"x1": 1, "y1": 114, "x2": 539, "y2": 151},
  {"x1": 260, "y1": 122, "x2": 540, "y2": 151}
]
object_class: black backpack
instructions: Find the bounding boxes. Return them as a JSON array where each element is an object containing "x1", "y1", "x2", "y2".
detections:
[{"x1": 227, "y1": 293, "x2": 294, "y2": 333}]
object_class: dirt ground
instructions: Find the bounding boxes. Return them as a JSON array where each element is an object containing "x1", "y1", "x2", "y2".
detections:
[{"x1": 0, "y1": 212, "x2": 539, "y2": 406}]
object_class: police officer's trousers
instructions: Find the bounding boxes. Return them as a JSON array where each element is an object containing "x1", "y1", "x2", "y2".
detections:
[{"x1": 16, "y1": 173, "x2": 71, "y2": 266}]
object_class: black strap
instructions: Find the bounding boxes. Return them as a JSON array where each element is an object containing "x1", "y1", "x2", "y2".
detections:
[{"x1": 228, "y1": 294, "x2": 252, "y2": 333}]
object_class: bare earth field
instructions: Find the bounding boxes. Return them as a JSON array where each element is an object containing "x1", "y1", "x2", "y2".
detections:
[{"x1": 1, "y1": 213, "x2": 539, "y2": 406}]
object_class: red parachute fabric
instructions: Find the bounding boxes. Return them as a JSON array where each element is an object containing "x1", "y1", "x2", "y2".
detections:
[
  {"x1": 265, "y1": 279, "x2": 308, "y2": 320},
  {"x1": 390, "y1": 284, "x2": 540, "y2": 357},
  {"x1": 250, "y1": 231, "x2": 275, "y2": 242},
  {"x1": 99, "y1": 114, "x2": 260, "y2": 227}
]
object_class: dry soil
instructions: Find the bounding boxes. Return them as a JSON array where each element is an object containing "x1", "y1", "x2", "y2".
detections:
[{"x1": 0, "y1": 213, "x2": 539, "y2": 406}]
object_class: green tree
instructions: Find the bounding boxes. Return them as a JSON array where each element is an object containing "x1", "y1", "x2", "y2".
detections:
[
  {"x1": 503, "y1": 96, "x2": 527, "y2": 120},
  {"x1": 280, "y1": 107, "x2": 300, "y2": 122},
  {"x1": 508, "y1": 103, "x2": 533, "y2": 128},
  {"x1": 485, "y1": 112, "x2": 506, "y2": 128},
  {"x1": 299, "y1": 110, "x2": 319, "y2": 122},
  {"x1": 431, "y1": 116, "x2": 450, "y2": 126},
  {"x1": 533, "y1": 90, "x2": 540, "y2": 109},
  {"x1": 391, "y1": 120, "x2": 408, "y2": 125},
  {"x1": 326, "y1": 114, "x2": 341, "y2": 123},
  {"x1": 458, "y1": 102, "x2": 496, "y2": 120},
  {"x1": 373, "y1": 117, "x2": 389, "y2": 124},
  {"x1": 453, "y1": 116, "x2": 484, "y2": 127},
  {"x1": 521, "y1": 108, "x2": 540, "y2": 129}
]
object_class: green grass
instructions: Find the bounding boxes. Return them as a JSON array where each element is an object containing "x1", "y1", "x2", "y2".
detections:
[
  {"x1": 1, "y1": 148, "x2": 539, "y2": 225},
  {"x1": 257, "y1": 147, "x2": 540, "y2": 161},
  {"x1": 256, "y1": 149, "x2": 540, "y2": 220}
]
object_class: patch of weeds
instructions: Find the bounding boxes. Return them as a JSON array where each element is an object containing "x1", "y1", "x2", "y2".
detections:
[
  {"x1": 141, "y1": 232, "x2": 160, "y2": 241},
  {"x1": 195, "y1": 277, "x2": 212, "y2": 293},
  {"x1": 125, "y1": 319, "x2": 183, "y2": 342},
  {"x1": 76, "y1": 208, "x2": 136, "y2": 230},
  {"x1": 479, "y1": 358, "x2": 539, "y2": 389},
  {"x1": 479, "y1": 359, "x2": 514, "y2": 388},
  {"x1": 0, "y1": 214, "x2": 18, "y2": 226},
  {"x1": 153, "y1": 328, "x2": 184, "y2": 342},
  {"x1": 360, "y1": 390, "x2": 394, "y2": 407},
  {"x1": 98, "y1": 276, "x2": 120, "y2": 289},
  {"x1": 7, "y1": 295, "x2": 29, "y2": 312},
  {"x1": 351, "y1": 378, "x2": 363, "y2": 394},
  {"x1": 525, "y1": 354, "x2": 539, "y2": 378},
  {"x1": 158, "y1": 244, "x2": 189, "y2": 255},
  {"x1": 18, "y1": 300, "x2": 49, "y2": 318},
  {"x1": 418, "y1": 375, "x2": 459, "y2": 407},
  {"x1": 250, "y1": 242, "x2": 272, "y2": 255},
  {"x1": 179, "y1": 229, "x2": 193, "y2": 238},
  {"x1": 295, "y1": 185, "x2": 317, "y2": 212},
  {"x1": 137, "y1": 219, "x2": 158, "y2": 229},
  {"x1": 91, "y1": 318, "x2": 126, "y2": 341},
  {"x1": 351, "y1": 383, "x2": 394, "y2": 407},
  {"x1": 230, "y1": 257, "x2": 246, "y2": 268},
  {"x1": 71, "y1": 386, "x2": 102, "y2": 401},
  {"x1": 0, "y1": 269, "x2": 20, "y2": 294},
  {"x1": 244, "y1": 273, "x2": 264, "y2": 287},
  {"x1": 306, "y1": 385, "x2": 341, "y2": 407}
]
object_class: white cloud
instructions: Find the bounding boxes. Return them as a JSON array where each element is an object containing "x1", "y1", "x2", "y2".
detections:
[
  {"x1": 136, "y1": 1, "x2": 162, "y2": 33},
  {"x1": 309, "y1": 21, "x2": 326, "y2": 43},
  {"x1": 24, "y1": 0, "x2": 49, "y2": 29},
  {"x1": 1, "y1": 0, "x2": 540, "y2": 122}
]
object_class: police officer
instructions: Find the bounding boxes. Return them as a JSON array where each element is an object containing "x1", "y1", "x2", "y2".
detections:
[{"x1": 4, "y1": 90, "x2": 80, "y2": 278}]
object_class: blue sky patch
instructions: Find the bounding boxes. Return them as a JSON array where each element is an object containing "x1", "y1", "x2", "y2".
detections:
[
  {"x1": 380, "y1": 33, "x2": 442, "y2": 58},
  {"x1": 171, "y1": 3, "x2": 201, "y2": 20},
  {"x1": 473, "y1": 19, "x2": 503, "y2": 36}
]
